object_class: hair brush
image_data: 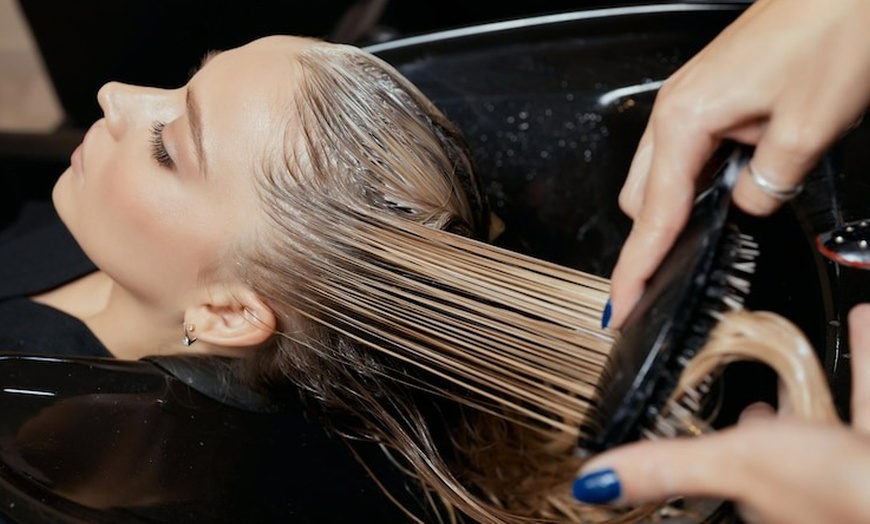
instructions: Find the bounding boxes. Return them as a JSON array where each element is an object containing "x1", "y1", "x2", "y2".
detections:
[{"x1": 585, "y1": 143, "x2": 758, "y2": 451}]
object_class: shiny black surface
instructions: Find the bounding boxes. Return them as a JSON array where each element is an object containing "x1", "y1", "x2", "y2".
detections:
[
  {"x1": 816, "y1": 218, "x2": 870, "y2": 269},
  {"x1": 0, "y1": 355, "x2": 420, "y2": 524}
]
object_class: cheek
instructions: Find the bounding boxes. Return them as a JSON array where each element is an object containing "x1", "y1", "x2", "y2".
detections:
[
  {"x1": 77, "y1": 154, "x2": 209, "y2": 304},
  {"x1": 56, "y1": 138, "x2": 255, "y2": 307},
  {"x1": 99, "y1": 157, "x2": 180, "y2": 241}
]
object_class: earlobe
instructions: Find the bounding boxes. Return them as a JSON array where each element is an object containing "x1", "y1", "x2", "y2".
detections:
[{"x1": 184, "y1": 287, "x2": 276, "y2": 351}]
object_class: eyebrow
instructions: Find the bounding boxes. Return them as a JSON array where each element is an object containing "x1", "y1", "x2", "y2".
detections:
[{"x1": 186, "y1": 51, "x2": 221, "y2": 177}]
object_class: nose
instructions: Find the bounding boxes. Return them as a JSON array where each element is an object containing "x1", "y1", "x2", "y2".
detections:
[{"x1": 97, "y1": 82, "x2": 179, "y2": 139}]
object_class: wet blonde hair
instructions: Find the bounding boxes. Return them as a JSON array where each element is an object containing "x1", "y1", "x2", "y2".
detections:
[
  {"x1": 226, "y1": 38, "x2": 841, "y2": 524},
  {"x1": 230, "y1": 39, "x2": 594, "y2": 522}
]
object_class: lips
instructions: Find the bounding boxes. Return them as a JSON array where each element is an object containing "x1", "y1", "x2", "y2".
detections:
[
  {"x1": 70, "y1": 119, "x2": 101, "y2": 179},
  {"x1": 70, "y1": 143, "x2": 84, "y2": 176}
]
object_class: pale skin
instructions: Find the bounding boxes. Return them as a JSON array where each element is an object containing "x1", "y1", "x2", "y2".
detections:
[
  {"x1": 609, "y1": 0, "x2": 870, "y2": 327},
  {"x1": 578, "y1": 303, "x2": 870, "y2": 524},
  {"x1": 38, "y1": 36, "x2": 333, "y2": 360}
]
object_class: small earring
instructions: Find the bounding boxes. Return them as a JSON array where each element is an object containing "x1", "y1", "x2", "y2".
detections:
[{"x1": 182, "y1": 323, "x2": 197, "y2": 346}]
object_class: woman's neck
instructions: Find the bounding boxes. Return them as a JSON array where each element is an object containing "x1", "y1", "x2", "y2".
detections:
[{"x1": 31, "y1": 271, "x2": 182, "y2": 360}]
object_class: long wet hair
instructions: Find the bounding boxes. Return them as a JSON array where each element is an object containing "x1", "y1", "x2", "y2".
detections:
[{"x1": 232, "y1": 39, "x2": 595, "y2": 523}]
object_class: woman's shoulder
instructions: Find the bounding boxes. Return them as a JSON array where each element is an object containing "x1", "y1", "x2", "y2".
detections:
[{"x1": 0, "y1": 297, "x2": 110, "y2": 357}]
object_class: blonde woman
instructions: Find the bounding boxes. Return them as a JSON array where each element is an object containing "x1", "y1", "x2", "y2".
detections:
[{"x1": 2, "y1": 34, "x2": 596, "y2": 523}]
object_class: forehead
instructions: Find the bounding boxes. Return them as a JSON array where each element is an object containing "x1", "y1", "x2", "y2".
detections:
[
  {"x1": 190, "y1": 36, "x2": 311, "y2": 166},
  {"x1": 216, "y1": 35, "x2": 312, "y2": 71},
  {"x1": 197, "y1": 35, "x2": 310, "y2": 110}
]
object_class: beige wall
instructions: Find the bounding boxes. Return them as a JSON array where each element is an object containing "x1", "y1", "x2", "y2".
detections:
[{"x1": 0, "y1": 0, "x2": 63, "y2": 131}]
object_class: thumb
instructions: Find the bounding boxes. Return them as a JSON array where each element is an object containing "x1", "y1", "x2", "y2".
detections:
[
  {"x1": 572, "y1": 432, "x2": 748, "y2": 506},
  {"x1": 572, "y1": 423, "x2": 863, "y2": 524}
]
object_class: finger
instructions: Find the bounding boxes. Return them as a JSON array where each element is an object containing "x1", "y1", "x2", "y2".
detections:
[
  {"x1": 608, "y1": 212, "x2": 695, "y2": 328},
  {"x1": 849, "y1": 303, "x2": 870, "y2": 432},
  {"x1": 732, "y1": 115, "x2": 829, "y2": 216},
  {"x1": 738, "y1": 401, "x2": 776, "y2": 424},
  {"x1": 574, "y1": 423, "x2": 870, "y2": 523},
  {"x1": 607, "y1": 225, "x2": 657, "y2": 328},
  {"x1": 574, "y1": 431, "x2": 750, "y2": 505},
  {"x1": 777, "y1": 376, "x2": 794, "y2": 418},
  {"x1": 618, "y1": 126, "x2": 655, "y2": 219},
  {"x1": 573, "y1": 421, "x2": 837, "y2": 508},
  {"x1": 608, "y1": 118, "x2": 716, "y2": 327}
]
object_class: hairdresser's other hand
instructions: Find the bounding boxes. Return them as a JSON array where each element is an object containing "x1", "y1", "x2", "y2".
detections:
[
  {"x1": 573, "y1": 304, "x2": 870, "y2": 524},
  {"x1": 608, "y1": 0, "x2": 870, "y2": 328}
]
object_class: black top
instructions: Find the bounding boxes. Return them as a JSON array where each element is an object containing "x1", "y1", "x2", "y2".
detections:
[{"x1": 0, "y1": 201, "x2": 110, "y2": 357}]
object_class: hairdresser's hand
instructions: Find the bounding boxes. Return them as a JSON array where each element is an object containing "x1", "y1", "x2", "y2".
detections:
[
  {"x1": 573, "y1": 304, "x2": 870, "y2": 524},
  {"x1": 608, "y1": 0, "x2": 870, "y2": 327}
]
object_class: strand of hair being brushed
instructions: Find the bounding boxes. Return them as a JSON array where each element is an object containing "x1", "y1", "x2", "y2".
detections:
[
  {"x1": 292, "y1": 210, "x2": 616, "y2": 438},
  {"x1": 298, "y1": 290, "x2": 596, "y2": 435}
]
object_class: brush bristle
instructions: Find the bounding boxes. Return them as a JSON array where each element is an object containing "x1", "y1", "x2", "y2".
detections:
[{"x1": 643, "y1": 226, "x2": 758, "y2": 440}]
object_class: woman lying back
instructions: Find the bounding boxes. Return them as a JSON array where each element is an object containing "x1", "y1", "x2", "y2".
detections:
[{"x1": 7, "y1": 35, "x2": 597, "y2": 522}]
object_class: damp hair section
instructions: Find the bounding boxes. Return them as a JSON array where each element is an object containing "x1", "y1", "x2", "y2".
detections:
[
  {"x1": 194, "y1": 40, "x2": 838, "y2": 523},
  {"x1": 226, "y1": 40, "x2": 623, "y2": 522}
]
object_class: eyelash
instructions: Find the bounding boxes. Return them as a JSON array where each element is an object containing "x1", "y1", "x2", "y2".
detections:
[{"x1": 149, "y1": 121, "x2": 175, "y2": 169}]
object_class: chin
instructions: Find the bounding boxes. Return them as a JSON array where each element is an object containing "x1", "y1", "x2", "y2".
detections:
[{"x1": 50, "y1": 170, "x2": 77, "y2": 231}]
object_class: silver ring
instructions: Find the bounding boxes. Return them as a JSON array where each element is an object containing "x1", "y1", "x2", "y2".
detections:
[{"x1": 747, "y1": 162, "x2": 804, "y2": 201}]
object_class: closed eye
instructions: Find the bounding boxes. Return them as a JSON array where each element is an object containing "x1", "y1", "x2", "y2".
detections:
[{"x1": 149, "y1": 121, "x2": 175, "y2": 169}]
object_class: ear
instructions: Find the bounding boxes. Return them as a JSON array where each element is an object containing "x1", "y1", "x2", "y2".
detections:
[{"x1": 184, "y1": 285, "x2": 277, "y2": 350}]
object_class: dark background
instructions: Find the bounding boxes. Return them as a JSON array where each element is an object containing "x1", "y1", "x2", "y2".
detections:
[{"x1": 15, "y1": 0, "x2": 750, "y2": 128}]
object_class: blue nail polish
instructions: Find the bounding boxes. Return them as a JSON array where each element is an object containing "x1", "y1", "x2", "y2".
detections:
[
  {"x1": 572, "y1": 468, "x2": 622, "y2": 504},
  {"x1": 601, "y1": 298, "x2": 612, "y2": 329}
]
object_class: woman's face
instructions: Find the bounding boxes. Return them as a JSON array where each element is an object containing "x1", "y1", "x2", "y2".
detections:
[{"x1": 53, "y1": 35, "x2": 309, "y2": 310}]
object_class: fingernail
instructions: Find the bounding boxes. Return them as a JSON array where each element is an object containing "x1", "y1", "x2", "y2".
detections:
[
  {"x1": 572, "y1": 468, "x2": 622, "y2": 504},
  {"x1": 601, "y1": 298, "x2": 612, "y2": 329}
]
